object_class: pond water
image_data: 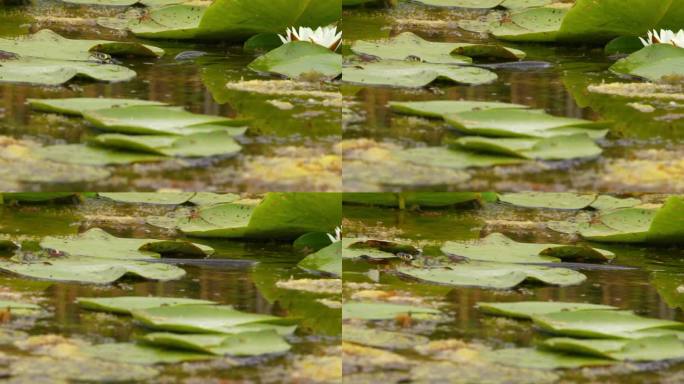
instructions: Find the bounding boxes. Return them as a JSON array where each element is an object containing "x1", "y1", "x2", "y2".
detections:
[
  {"x1": 0, "y1": 2, "x2": 341, "y2": 192},
  {"x1": 342, "y1": 199, "x2": 684, "y2": 383},
  {"x1": 342, "y1": 3, "x2": 684, "y2": 192},
  {"x1": 0, "y1": 198, "x2": 340, "y2": 382}
]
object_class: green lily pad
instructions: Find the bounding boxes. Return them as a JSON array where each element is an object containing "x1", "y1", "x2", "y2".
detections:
[
  {"x1": 499, "y1": 192, "x2": 598, "y2": 210},
  {"x1": 451, "y1": 133, "x2": 603, "y2": 160},
  {"x1": 483, "y1": 347, "x2": 612, "y2": 369},
  {"x1": 131, "y1": 304, "x2": 298, "y2": 335},
  {"x1": 293, "y1": 232, "x2": 333, "y2": 252},
  {"x1": 532, "y1": 310, "x2": 684, "y2": 339},
  {"x1": 128, "y1": 0, "x2": 340, "y2": 41},
  {"x1": 342, "y1": 301, "x2": 441, "y2": 320},
  {"x1": 477, "y1": 301, "x2": 617, "y2": 319},
  {"x1": 342, "y1": 61, "x2": 497, "y2": 87},
  {"x1": 543, "y1": 335, "x2": 684, "y2": 361},
  {"x1": 34, "y1": 143, "x2": 165, "y2": 166},
  {"x1": 63, "y1": 0, "x2": 182, "y2": 6},
  {"x1": 99, "y1": 192, "x2": 196, "y2": 205},
  {"x1": 396, "y1": 262, "x2": 586, "y2": 289},
  {"x1": 589, "y1": 195, "x2": 642, "y2": 211},
  {"x1": 389, "y1": 100, "x2": 528, "y2": 119},
  {"x1": 0, "y1": 29, "x2": 164, "y2": 60},
  {"x1": 82, "y1": 105, "x2": 248, "y2": 136},
  {"x1": 0, "y1": 57, "x2": 136, "y2": 86},
  {"x1": 580, "y1": 196, "x2": 684, "y2": 244},
  {"x1": 396, "y1": 146, "x2": 527, "y2": 170},
  {"x1": 84, "y1": 342, "x2": 212, "y2": 365},
  {"x1": 491, "y1": 7, "x2": 565, "y2": 42},
  {"x1": 410, "y1": 0, "x2": 503, "y2": 8},
  {"x1": 610, "y1": 44, "x2": 684, "y2": 82},
  {"x1": 0, "y1": 256, "x2": 186, "y2": 284},
  {"x1": 343, "y1": 238, "x2": 420, "y2": 260},
  {"x1": 40, "y1": 228, "x2": 213, "y2": 260},
  {"x1": 248, "y1": 41, "x2": 342, "y2": 79},
  {"x1": 28, "y1": 97, "x2": 167, "y2": 117},
  {"x1": 0, "y1": 300, "x2": 41, "y2": 315},
  {"x1": 178, "y1": 193, "x2": 341, "y2": 239},
  {"x1": 91, "y1": 130, "x2": 243, "y2": 158},
  {"x1": 188, "y1": 193, "x2": 240, "y2": 206},
  {"x1": 297, "y1": 241, "x2": 341, "y2": 277},
  {"x1": 441, "y1": 233, "x2": 613, "y2": 263},
  {"x1": 342, "y1": 325, "x2": 429, "y2": 349},
  {"x1": 77, "y1": 296, "x2": 216, "y2": 315},
  {"x1": 443, "y1": 108, "x2": 609, "y2": 138},
  {"x1": 141, "y1": 330, "x2": 291, "y2": 356},
  {"x1": 352, "y1": 32, "x2": 524, "y2": 64}
]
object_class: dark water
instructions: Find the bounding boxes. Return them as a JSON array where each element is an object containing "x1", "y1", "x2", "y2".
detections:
[
  {"x1": 0, "y1": 3, "x2": 341, "y2": 192},
  {"x1": 343, "y1": 202, "x2": 684, "y2": 383},
  {"x1": 342, "y1": 3, "x2": 684, "y2": 193},
  {"x1": 0, "y1": 199, "x2": 340, "y2": 382}
]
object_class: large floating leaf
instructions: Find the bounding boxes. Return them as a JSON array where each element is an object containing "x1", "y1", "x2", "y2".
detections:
[
  {"x1": 82, "y1": 105, "x2": 248, "y2": 136},
  {"x1": 580, "y1": 196, "x2": 684, "y2": 244},
  {"x1": 40, "y1": 228, "x2": 213, "y2": 260},
  {"x1": 35, "y1": 143, "x2": 165, "y2": 166},
  {"x1": 63, "y1": 0, "x2": 182, "y2": 6},
  {"x1": 77, "y1": 296, "x2": 216, "y2": 315},
  {"x1": 91, "y1": 131, "x2": 243, "y2": 158},
  {"x1": 128, "y1": 0, "x2": 341, "y2": 41},
  {"x1": 532, "y1": 310, "x2": 684, "y2": 339},
  {"x1": 141, "y1": 330, "x2": 291, "y2": 356},
  {"x1": 451, "y1": 133, "x2": 603, "y2": 160},
  {"x1": 0, "y1": 300, "x2": 41, "y2": 315},
  {"x1": 84, "y1": 342, "x2": 212, "y2": 365},
  {"x1": 248, "y1": 41, "x2": 342, "y2": 79},
  {"x1": 343, "y1": 325, "x2": 429, "y2": 349},
  {"x1": 443, "y1": 108, "x2": 609, "y2": 138},
  {"x1": 543, "y1": 335, "x2": 684, "y2": 361},
  {"x1": 0, "y1": 57, "x2": 136, "y2": 85},
  {"x1": 396, "y1": 262, "x2": 586, "y2": 289},
  {"x1": 483, "y1": 347, "x2": 612, "y2": 369},
  {"x1": 28, "y1": 98, "x2": 166, "y2": 117},
  {"x1": 477, "y1": 301, "x2": 617, "y2": 320},
  {"x1": 297, "y1": 241, "x2": 341, "y2": 277},
  {"x1": 342, "y1": 61, "x2": 497, "y2": 87},
  {"x1": 99, "y1": 192, "x2": 196, "y2": 205},
  {"x1": 342, "y1": 301, "x2": 441, "y2": 320},
  {"x1": 396, "y1": 146, "x2": 527, "y2": 170},
  {"x1": 132, "y1": 304, "x2": 298, "y2": 335},
  {"x1": 0, "y1": 256, "x2": 186, "y2": 284},
  {"x1": 389, "y1": 100, "x2": 529, "y2": 119},
  {"x1": 610, "y1": 44, "x2": 684, "y2": 82},
  {"x1": 178, "y1": 193, "x2": 341, "y2": 239},
  {"x1": 352, "y1": 32, "x2": 524, "y2": 64},
  {"x1": 499, "y1": 192, "x2": 598, "y2": 210},
  {"x1": 441, "y1": 233, "x2": 614, "y2": 263}
]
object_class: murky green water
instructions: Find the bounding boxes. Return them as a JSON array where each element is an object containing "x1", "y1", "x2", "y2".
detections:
[
  {"x1": 342, "y1": 3, "x2": 684, "y2": 192},
  {"x1": 342, "y1": 200, "x2": 684, "y2": 383},
  {"x1": 0, "y1": 3, "x2": 341, "y2": 192},
  {"x1": 0, "y1": 199, "x2": 340, "y2": 382}
]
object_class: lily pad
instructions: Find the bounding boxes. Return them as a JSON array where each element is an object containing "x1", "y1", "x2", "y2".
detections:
[
  {"x1": 483, "y1": 347, "x2": 612, "y2": 369},
  {"x1": 132, "y1": 304, "x2": 298, "y2": 335},
  {"x1": 0, "y1": 57, "x2": 136, "y2": 86},
  {"x1": 443, "y1": 108, "x2": 609, "y2": 138},
  {"x1": 342, "y1": 301, "x2": 441, "y2": 320},
  {"x1": 580, "y1": 196, "x2": 684, "y2": 244},
  {"x1": 297, "y1": 241, "x2": 341, "y2": 277},
  {"x1": 0, "y1": 256, "x2": 186, "y2": 284},
  {"x1": 610, "y1": 44, "x2": 684, "y2": 82},
  {"x1": 532, "y1": 310, "x2": 684, "y2": 339},
  {"x1": 410, "y1": 0, "x2": 503, "y2": 8},
  {"x1": 451, "y1": 134, "x2": 603, "y2": 160},
  {"x1": 35, "y1": 143, "x2": 165, "y2": 166},
  {"x1": 141, "y1": 330, "x2": 291, "y2": 356},
  {"x1": 248, "y1": 41, "x2": 342, "y2": 79},
  {"x1": 40, "y1": 228, "x2": 213, "y2": 260},
  {"x1": 343, "y1": 238, "x2": 420, "y2": 260},
  {"x1": 396, "y1": 262, "x2": 586, "y2": 289},
  {"x1": 128, "y1": 0, "x2": 340, "y2": 41},
  {"x1": 63, "y1": 0, "x2": 182, "y2": 6},
  {"x1": 543, "y1": 335, "x2": 684, "y2": 361},
  {"x1": 589, "y1": 195, "x2": 641, "y2": 211},
  {"x1": 99, "y1": 192, "x2": 196, "y2": 205},
  {"x1": 396, "y1": 146, "x2": 527, "y2": 170},
  {"x1": 352, "y1": 32, "x2": 524, "y2": 64},
  {"x1": 77, "y1": 296, "x2": 216, "y2": 315},
  {"x1": 0, "y1": 300, "x2": 41, "y2": 315},
  {"x1": 342, "y1": 325, "x2": 429, "y2": 349},
  {"x1": 389, "y1": 100, "x2": 528, "y2": 119},
  {"x1": 28, "y1": 97, "x2": 166, "y2": 117},
  {"x1": 477, "y1": 301, "x2": 617, "y2": 320},
  {"x1": 82, "y1": 105, "x2": 248, "y2": 136},
  {"x1": 441, "y1": 233, "x2": 614, "y2": 264},
  {"x1": 177, "y1": 193, "x2": 341, "y2": 239},
  {"x1": 91, "y1": 130, "x2": 243, "y2": 158},
  {"x1": 84, "y1": 342, "x2": 212, "y2": 365},
  {"x1": 499, "y1": 192, "x2": 598, "y2": 210},
  {"x1": 342, "y1": 61, "x2": 497, "y2": 87}
]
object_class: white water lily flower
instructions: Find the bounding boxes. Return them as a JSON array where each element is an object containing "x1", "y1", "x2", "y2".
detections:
[
  {"x1": 639, "y1": 29, "x2": 684, "y2": 48},
  {"x1": 326, "y1": 226, "x2": 341, "y2": 243},
  {"x1": 278, "y1": 25, "x2": 342, "y2": 51}
]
